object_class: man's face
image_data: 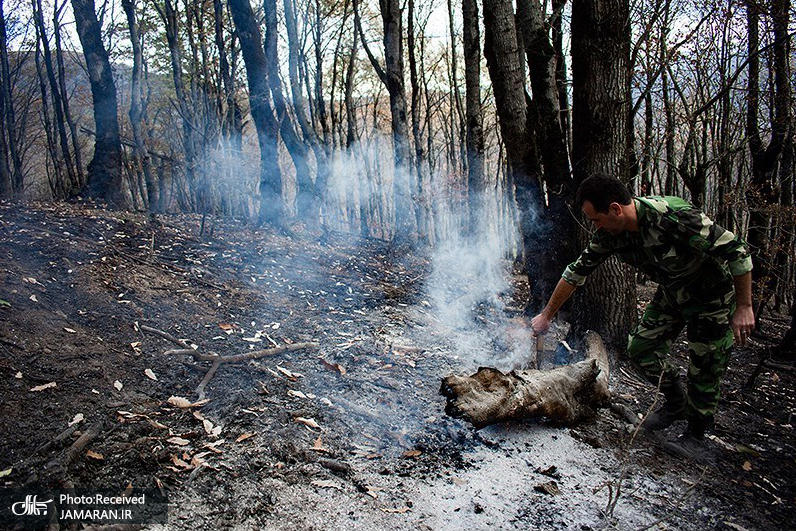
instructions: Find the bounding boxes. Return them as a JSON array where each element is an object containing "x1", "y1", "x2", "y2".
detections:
[{"x1": 582, "y1": 200, "x2": 624, "y2": 235}]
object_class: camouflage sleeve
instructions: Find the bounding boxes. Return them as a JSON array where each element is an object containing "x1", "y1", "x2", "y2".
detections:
[
  {"x1": 561, "y1": 233, "x2": 614, "y2": 286},
  {"x1": 663, "y1": 208, "x2": 753, "y2": 276}
]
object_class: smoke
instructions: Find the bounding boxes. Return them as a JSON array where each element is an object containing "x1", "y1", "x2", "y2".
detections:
[{"x1": 424, "y1": 191, "x2": 537, "y2": 371}]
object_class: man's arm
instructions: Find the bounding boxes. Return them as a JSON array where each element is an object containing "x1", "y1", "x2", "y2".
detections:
[
  {"x1": 732, "y1": 271, "x2": 755, "y2": 345},
  {"x1": 531, "y1": 278, "x2": 576, "y2": 336}
]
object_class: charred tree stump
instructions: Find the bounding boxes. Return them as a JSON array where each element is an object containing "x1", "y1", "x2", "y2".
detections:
[{"x1": 440, "y1": 332, "x2": 610, "y2": 428}]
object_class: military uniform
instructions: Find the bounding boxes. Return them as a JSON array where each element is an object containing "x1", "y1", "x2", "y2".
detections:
[{"x1": 562, "y1": 196, "x2": 753, "y2": 426}]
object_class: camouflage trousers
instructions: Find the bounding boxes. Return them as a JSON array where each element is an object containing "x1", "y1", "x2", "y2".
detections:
[{"x1": 627, "y1": 279, "x2": 735, "y2": 422}]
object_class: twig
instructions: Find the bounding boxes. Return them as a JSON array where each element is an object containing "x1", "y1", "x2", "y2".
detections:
[
  {"x1": 196, "y1": 359, "x2": 221, "y2": 400},
  {"x1": 141, "y1": 325, "x2": 319, "y2": 397},
  {"x1": 603, "y1": 373, "x2": 664, "y2": 518},
  {"x1": 634, "y1": 467, "x2": 707, "y2": 531}
]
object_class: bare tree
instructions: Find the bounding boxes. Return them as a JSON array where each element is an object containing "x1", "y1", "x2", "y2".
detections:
[
  {"x1": 745, "y1": 0, "x2": 791, "y2": 315},
  {"x1": 227, "y1": 0, "x2": 285, "y2": 226},
  {"x1": 570, "y1": 0, "x2": 636, "y2": 347},
  {"x1": 71, "y1": 0, "x2": 128, "y2": 207},
  {"x1": 482, "y1": 0, "x2": 546, "y2": 302},
  {"x1": 354, "y1": 0, "x2": 414, "y2": 240},
  {"x1": 462, "y1": 0, "x2": 483, "y2": 232}
]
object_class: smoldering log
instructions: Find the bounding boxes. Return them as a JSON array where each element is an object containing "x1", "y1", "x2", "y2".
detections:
[{"x1": 440, "y1": 332, "x2": 610, "y2": 428}]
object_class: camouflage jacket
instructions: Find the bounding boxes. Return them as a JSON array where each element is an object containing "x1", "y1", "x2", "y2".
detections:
[{"x1": 562, "y1": 196, "x2": 753, "y2": 294}]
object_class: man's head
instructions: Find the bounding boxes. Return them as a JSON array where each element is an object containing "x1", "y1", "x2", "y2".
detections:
[{"x1": 575, "y1": 174, "x2": 634, "y2": 235}]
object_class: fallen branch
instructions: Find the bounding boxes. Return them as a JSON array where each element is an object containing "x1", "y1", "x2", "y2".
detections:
[
  {"x1": 440, "y1": 331, "x2": 610, "y2": 428},
  {"x1": 141, "y1": 325, "x2": 319, "y2": 397}
]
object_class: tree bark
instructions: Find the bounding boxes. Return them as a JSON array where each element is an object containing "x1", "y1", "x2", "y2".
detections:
[
  {"x1": 263, "y1": 0, "x2": 317, "y2": 224},
  {"x1": 122, "y1": 0, "x2": 157, "y2": 212},
  {"x1": 71, "y1": 0, "x2": 127, "y2": 207},
  {"x1": 284, "y1": 0, "x2": 328, "y2": 226},
  {"x1": 441, "y1": 331, "x2": 610, "y2": 428},
  {"x1": 482, "y1": 0, "x2": 545, "y2": 302},
  {"x1": 34, "y1": 0, "x2": 78, "y2": 194},
  {"x1": 462, "y1": 0, "x2": 484, "y2": 233},
  {"x1": 570, "y1": 0, "x2": 636, "y2": 349},
  {"x1": 516, "y1": 0, "x2": 575, "y2": 309},
  {"x1": 157, "y1": 0, "x2": 197, "y2": 208},
  {"x1": 227, "y1": 0, "x2": 285, "y2": 226},
  {"x1": 0, "y1": 0, "x2": 23, "y2": 196},
  {"x1": 354, "y1": 0, "x2": 414, "y2": 241},
  {"x1": 745, "y1": 0, "x2": 791, "y2": 315},
  {"x1": 53, "y1": 0, "x2": 84, "y2": 189}
]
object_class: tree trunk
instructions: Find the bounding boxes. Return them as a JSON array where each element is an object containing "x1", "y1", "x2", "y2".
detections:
[
  {"x1": 441, "y1": 331, "x2": 610, "y2": 428},
  {"x1": 482, "y1": 0, "x2": 545, "y2": 302},
  {"x1": 408, "y1": 0, "x2": 427, "y2": 241},
  {"x1": 213, "y1": 0, "x2": 243, "y2": 149},
  {"x1": 517, "y1": 0, "x2": 575, "y2": 309},
  {"x1": 53, "y1": 0, "x2": 84, "y2": 189},
  {"x1": 745, "y1": 0, "x2": 791, "y2": 315},
  {"x1": 227, "y1": 0, "x2": 284, "y2": 226},
  {"x1": 570, "y1": 0, "x2": 636, "y2": 349},
  {"x1": 122, "y1": 0, "x2": 157, "y2": 212},
  {"x1": 35, "y1": 0, "x2": 78, "y2": 194},
  {"x1": 284, "y1": 0, "x2": 328, "y2": 227},
  {"x1": 157, "y1": 0, "x2": 197, "y2": 209},
  {"x1": 354, "y1": 0, "x2": 414, "y2": 241},
  {"x1": 263, "y1": 0, "x2": 316, "y2": 223},
  {"x1": 462, "y1": 0, "x2": 484, "y2": 233},
  {"x1": 71, "y1": 0, "x2": 127, "y2": 207},
  {"x1": 0, "y1": 0, "x2": 23, "y2": 196}
]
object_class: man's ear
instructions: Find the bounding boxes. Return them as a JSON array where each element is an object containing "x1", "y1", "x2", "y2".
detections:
[{"x1": 609, "y1": 202, "x2": 623, "y2": 216}]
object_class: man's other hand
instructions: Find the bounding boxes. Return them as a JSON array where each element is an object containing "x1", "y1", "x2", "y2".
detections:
[
  {"x1": 731, "y1": 305, "x2": 755, "y2": 345},
  {"x1": 531, "y1": 313, "x2": 551, "y2": 336}
]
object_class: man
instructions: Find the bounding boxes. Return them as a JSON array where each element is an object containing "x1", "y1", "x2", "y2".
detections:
[{"x1": 531, "y1": 174, "x2": 755, "y2": 459}]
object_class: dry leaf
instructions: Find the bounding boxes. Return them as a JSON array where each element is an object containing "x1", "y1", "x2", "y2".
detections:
[
  {"x1": 310, "y1": 435, "x2": 330, "y2": 453},
  {"x1": 534, "y1": 481, "x2": 560, "y2": 496},
  {"x1": 64, "y1": 328, "x2": 76, "y2": 334},
  {"x1": 288, "y1": 390, "x2": 308, "y2": 399},
  {"x1": 403, "y1": 449, "x2": 422, "y2": 458},
  {"x1": 192, "y1": 399, "x2": 210, "y2": 407},
  {"x1": 147, "y1": 418, "x2": 169, "y2": 430},
  {"x1": 203, "y1": 419, "x2": 215, "y2": 435},
  {"x1": 277, "y1": 366, "x2": 303, "y2": 379},
  {"x1": 68, "y1": 413, "x2": 84, "y2": 426},
  {"x1": 320, "y1": 358, "x2": 347, "y2": 376},
  {"x1": 295, "y1": 417, "x2": 320, "y2": 429},
  {"x1": 113, "y1": 380, "x2": 123, "y2": 391},
  {"x1": 14, "y1": 371, "x2": 22, "y2": 379},
  {"x1": 742, "y1": 461, "x2": 752, "y2": 471},
  {"x1": 167, "y1": 437, "x2": 191, "y2": 446},
  {"x1": 171, "y1": 455, "x2": 192, "y2": 469},
  {"x1": 168, "y1": 396, "x2": 192, "y2": 408},
  {"x1": 236, "y1": 432, "x2": 256, "y2": 443},
  {"x1": 144, "y1": 368, "x2": 158, "y2": 381},
  {"x1": 30, "y1": 382, "x2": 56, "y2": 392},
  {"x1": 0, "y1": 468, "x2": 11, "y2": 478},
  {"x1": 29, "y1": 294, "x2": 38, "y2": 303},
  {"x1": 86, "y1": 450, "x2": 104, "y2": 460},
  {"x1": 312, "y1": 480, "x2": 342, "y2": 491},
  {"x1": 382, "y1": 507, "x2": 411, "y2": 514}
]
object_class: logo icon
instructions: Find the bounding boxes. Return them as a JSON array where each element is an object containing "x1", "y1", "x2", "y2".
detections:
[{"x1": 11, "y1": 495, "x2": 52, "y2": 516}]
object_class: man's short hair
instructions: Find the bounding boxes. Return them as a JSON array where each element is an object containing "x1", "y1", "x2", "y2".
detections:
[{"x1": 575, "y1": 174, "x2": 632, "y2": 213}]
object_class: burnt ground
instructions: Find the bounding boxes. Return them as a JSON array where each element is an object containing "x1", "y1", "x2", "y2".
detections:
[{"x1": 0, "y1": 201, "x2": 793, "y2": 530}]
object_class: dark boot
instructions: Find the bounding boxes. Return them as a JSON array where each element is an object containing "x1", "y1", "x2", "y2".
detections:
[
  {"x1": 642, "y1": 379, "x2": 687, "y2": 431},
  {"x1": 663, "y1": 417, "x2": 714, "y2": 463}
]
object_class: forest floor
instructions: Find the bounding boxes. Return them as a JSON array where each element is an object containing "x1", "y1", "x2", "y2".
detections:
[{"x1": 0, "y1": 201, "x2": 794, "y2": 531}]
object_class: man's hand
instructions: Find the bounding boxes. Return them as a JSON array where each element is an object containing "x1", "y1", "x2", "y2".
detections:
[
  {"x1": 531, "y1": 313, "x2": 551, "y2": 337},
  {"x1": 731, "y1": 304, "x2": 755, "y2": 345}
]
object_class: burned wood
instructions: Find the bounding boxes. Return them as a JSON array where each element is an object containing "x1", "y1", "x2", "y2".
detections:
[
  {"x1": 440, "y1": 332, "x2": 611, "y2": 428},
  {"x1": 141, "y1": 325, "x2": 319, "y2": 397}
]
